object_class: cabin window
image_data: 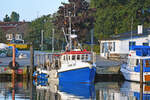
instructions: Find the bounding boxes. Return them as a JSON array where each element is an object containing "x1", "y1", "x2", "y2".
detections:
[
  {"x1": 63, "y1": 56, "x2": 65, "y2": 60},
  {"x1": 72, "y1": 55, "x2": 75, "y2": 60},
  {"x1": 129, "y1": 58, "x2": 136, "y2": 67},
  {"x1": 136, "y1": 59, "x2": 139, "y2": 65},
  {"x1": 86, "y1": 54, "x2": 88, "y2": 60},
  {"x1": 129, "y1": 41, "x2": 136, "y2": 50},
  {"x1": 66, "y1": 55, "x2": 68, "y2": 61},
  {"x1": 145, "y1": 60, "x2": 150, "y2": 67},
  {"x1": 77, "y1": 55, "x2": 80, "y2": 60},
  {"x1": 82, "y1": 55, "x2": 84, "y2": 60},
  {"x1": 143, "y1": 43, "x2": 149, "y2": 46}
]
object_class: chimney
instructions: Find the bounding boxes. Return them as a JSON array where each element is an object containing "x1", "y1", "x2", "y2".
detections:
[{"x1": 138, "y1": 25, "x2": 143, "y2": 34}]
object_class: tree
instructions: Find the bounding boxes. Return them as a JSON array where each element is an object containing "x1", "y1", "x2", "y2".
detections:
[
  {"x1": 10, "y1": 11, "x2": 20, "y2": 22},
  {"x1": 3, "y1": 14, "x2": 11, "y2": 22},
  {"x1": 54, "y1": 0, "x2": 95, "y2": 43},
  {"x1": 26, "y1": 15, "x2": 56, "y2": 50},
  {"x1": 90, "y1": 0, "x2": 150, "y2": 40},
  {"x1": 0, "y1": 28, "x2": 6, "y2": 42}
]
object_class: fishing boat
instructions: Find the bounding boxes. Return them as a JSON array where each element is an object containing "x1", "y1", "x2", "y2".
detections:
[
  {"x1": 120, "y1": 45, "x2": 150, "y2": 82},
  {"x1": 33, "y1": 11, "x2": 96, "y2": 83},
  {"x1": 33, "y1": 34, "x2": 96, "y2": 83}
]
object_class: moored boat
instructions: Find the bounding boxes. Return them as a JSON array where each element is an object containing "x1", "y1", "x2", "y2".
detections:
[{"x1": 121, "y1": 45, "x2": 150, "y2": 82}]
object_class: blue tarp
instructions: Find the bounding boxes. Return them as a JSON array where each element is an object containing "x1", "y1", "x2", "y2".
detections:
[{"x1": 130, "y1": 45, "x2": 150, "y2": 56}]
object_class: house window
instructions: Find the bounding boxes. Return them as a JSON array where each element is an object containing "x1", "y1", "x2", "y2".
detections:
[
  {"x1": 113, "y1": 42, "x2": 115, "y2": 52},
  {"x1": 129, "y1": 41, "x2": 136, "y2": 50},
  {"x1": 16, "y1": 34, "x2": 22, "y2": 40},
  {"x1": 143, "y1": 43, "x2": 149, "y2": 46},
  {"x1": 6, "y1": 34, "x2": 13, "y2": 40}
]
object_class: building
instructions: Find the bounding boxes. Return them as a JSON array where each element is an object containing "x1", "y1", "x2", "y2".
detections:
[
  {"x1": 99, "y1": 27, "x2": 150, "y2": 59},
  {"x1": 0, "y1": 22, "x2": 30, "y2": 43}
]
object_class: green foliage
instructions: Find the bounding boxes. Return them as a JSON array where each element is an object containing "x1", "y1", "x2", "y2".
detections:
[
  {"x1": 10, "y1": 11, "x2": 20, "y2": 22},
  {"x1": 83, "y1": 44, "x2": 100, "y2": 53},
  {"x1": 90, "y1": 0, "x2": 150, "y2": 40},
  {"x1": 3, "y1": 14, "x2": 11, "y2": 22},
  {"x1": 3, "y1": 11, "x2": 20, "y2": 22},
  {"x1": 0, "y1": 28, "x2": 6, "y2": 43},
  {"x1": 25, "y1": 15, "x2": 61, "y2": 50}
]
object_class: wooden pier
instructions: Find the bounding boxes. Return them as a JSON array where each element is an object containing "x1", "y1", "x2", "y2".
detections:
[
  {"x1": 95, "y1": 55, "x2": 125, "y2": 81},
  {"x1": 0, "y1": 50, "x2": 125, "y2": 81}
]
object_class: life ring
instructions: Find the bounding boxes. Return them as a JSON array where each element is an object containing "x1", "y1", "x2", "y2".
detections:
[{"x1": 9, "y1": 61, "x2": 19, "y2": 70}]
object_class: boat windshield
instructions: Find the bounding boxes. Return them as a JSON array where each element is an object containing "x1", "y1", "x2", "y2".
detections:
[{"x1": 62, "y1": 54, "x2": 90, "y2": 62}]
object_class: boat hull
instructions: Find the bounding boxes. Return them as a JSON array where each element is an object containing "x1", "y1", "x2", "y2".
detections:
[
  {"x1": 121, "y1": 67, "x2": 150, "y2": 82},
  {"x1": 58, "y1": 67, "x2": 96, "y2": 83}
]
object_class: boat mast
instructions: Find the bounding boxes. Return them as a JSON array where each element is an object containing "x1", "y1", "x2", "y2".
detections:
[{"x1": 69, "y1": 11, "x2": 72, "y2": 51}]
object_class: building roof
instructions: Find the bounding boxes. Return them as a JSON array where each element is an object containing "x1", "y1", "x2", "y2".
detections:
[
  {"x1": 101, "y1": 28, "x2": 150, "y2": 41},
  {"x1": 0, "y1": 22, "x2": 29, "y2": 31}
]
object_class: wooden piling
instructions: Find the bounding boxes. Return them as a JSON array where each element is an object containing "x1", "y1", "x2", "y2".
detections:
[
  {"x1": 140, "y1": 59, "x2": 143, "y2": 100},
  {"x1": 30, "y1": 43, "x2": 34, "y2": 80},
  {"x1": 30, "y1": 43, "x2": 34, "y2": 100},
  {"x1": 12, "y1": 45, "x2": 16, "y2": 100},
  {"x1": 12, "y1": 45, "x2": 16, "y2": 67}
]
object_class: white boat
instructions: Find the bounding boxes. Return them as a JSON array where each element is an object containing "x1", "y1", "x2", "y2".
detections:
[{"x1": 120, "y1": 45, "x2": 150, "y2": 82}]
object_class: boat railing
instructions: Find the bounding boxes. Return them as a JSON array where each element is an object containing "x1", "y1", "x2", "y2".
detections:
[
  {"x1": 91, "y1": 52, "x2": 96, "y2": 65},
  {"x1": 36, "y1": 53, "x2": 61, "y2": 70}
]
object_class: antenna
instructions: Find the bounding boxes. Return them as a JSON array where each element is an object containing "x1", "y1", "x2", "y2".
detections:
[
  {"x1": 52, "y1": 28, "x2": 54, "y2": 52},
  {"x1": 131, "y1": 17, "x2": 133, "y2": 42},
  {"x1": 130, "y1": 16, "x2": 133, "y2": 50}
]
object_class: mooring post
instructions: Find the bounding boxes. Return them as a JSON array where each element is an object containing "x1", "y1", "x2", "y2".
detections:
[
  {"x1": 12, "y1": 45, "x2": 16, "y2": 67},
  {"x1": 30, "y1": 42, "x2": 34, "y2": 80},
  {"x1": 30, "y1": 42, "x2": 34, "y2": 100},
  {"x1": 140, "y1": 59, "x2": 143, "y2": 100},
  {"x1": 12, "y1": 45, "x2": 16, "y2": 100}
]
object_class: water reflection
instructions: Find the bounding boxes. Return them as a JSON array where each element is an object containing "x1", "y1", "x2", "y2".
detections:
[
  {"x1": 120, "y1": 81, "x2": 150, "y2": 100},
  {"x1": 95, "y1": 81, "x2": 150, "y2": 100},
  {"x1": 34, "y1": 79, "x2": 96, "y2": 100},
  {"x1": 2, "y1": 77, "x2": 150, "y2": 100},
  {"x1": 0, "y1": 79, "x2": 30, "y2": 100}
]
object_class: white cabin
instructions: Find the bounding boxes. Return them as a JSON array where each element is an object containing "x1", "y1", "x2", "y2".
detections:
[{"x1": 99, "y1": 28, "x2": 150, "y2": 59}]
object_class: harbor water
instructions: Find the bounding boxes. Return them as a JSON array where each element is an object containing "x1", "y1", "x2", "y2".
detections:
[{"x1": 0, "y1": 77, "x2": 149, "y2": 100}]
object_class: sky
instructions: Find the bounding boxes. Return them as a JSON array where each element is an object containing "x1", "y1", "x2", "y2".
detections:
[{"x1": 0, "y1": 0, "x2": 68, "y2": 22}]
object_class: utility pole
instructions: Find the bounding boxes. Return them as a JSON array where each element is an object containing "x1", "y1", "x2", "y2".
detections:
[
  {"x1": 52, "y1": 28, "x2": 54, "y2": 52},
  {"x1": 41, "y1": 30, "x2": 44, "y2": 51}
]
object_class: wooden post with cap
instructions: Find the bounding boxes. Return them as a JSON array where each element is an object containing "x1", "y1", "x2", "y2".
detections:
[
  {"x1": 140, "y1": 59, "x2": 143, "y2": 100},
  {"x1": 12, "y1": 45, "x2": 16, "y2": 100},
  {"x1": 30, "y1": 42, "x2": 34, "y2": 100}
]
